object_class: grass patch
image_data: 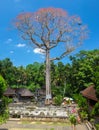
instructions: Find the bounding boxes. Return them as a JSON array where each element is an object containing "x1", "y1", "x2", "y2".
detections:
[
  {"x1": 10, "y1": 128, "x2": 55, "y2": 130},
  {"x1": 9, "y1": 128, "x2": 44, "y2": 130},
  {"x1": 21, "y1": 121, "x2": 70, "y2": 126}
]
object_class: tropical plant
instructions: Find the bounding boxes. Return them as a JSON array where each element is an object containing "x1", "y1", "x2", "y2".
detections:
[
  {"x1": 80, "y1": 110, "x2": 88, "y2": 121},
  {"x1": 0, "y1": 97, "x2": 11, "y2": 124},
  {"x1": 53, "y1": 95, "x2": 63, "y2": 106},
  {"x1": 69, "y1": 114, "x2": 77, "y2": 130},
  {"x1": 73, "y1": 94, "x2": 88, "y2": 112},
  {"x1": 0, "y1": 75, "x2": 7, "y2": 98},
  {"x1": 69, "y1": 50, "x2": 99, "y2": 93},
  {"x1": 91, "y1": 102, "x2": 99, "y2": 116}
]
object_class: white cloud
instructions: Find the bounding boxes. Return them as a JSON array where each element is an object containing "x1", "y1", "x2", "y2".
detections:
[
  {"x1": 16, "y1": 43, "x2": 26, "y2": 48},
  {"x1": 6, "y1": 38, "x2": 13, "y2": 44},
  {"x1": 33, "y1": 48, "x2": 45, "y2": 55},
  {"x1": 10, "y1": 51, "x2": 14, "y2": 54}
]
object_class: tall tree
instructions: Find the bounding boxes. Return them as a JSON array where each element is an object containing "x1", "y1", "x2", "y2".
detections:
[
  {"x1": 14, "y1": 7, "x2": 88, "y2": 104},
  {"x1": 69, "y1": 49, "x2": 99, "y2": 93},
  {"x1": 0, "y1": 75, "x2": 6, "y2": 98},
  {"x1": 0, "y1": 58, "x2": 15, "y2": 85}
]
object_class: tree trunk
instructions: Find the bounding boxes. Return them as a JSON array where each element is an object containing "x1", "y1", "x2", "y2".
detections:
[
  {"x1": 73, "y1": 125, "x2": 76, "y2": 130},
  {"x1": 45, "y1": 49, "x2": 51, "y2": 104}
]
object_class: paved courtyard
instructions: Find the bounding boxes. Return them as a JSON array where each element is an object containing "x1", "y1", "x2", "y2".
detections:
[{"x1": 0, "y1": 120, "x2": 87, "y2": 130}]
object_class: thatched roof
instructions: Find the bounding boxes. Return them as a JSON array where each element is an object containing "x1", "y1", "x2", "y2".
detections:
[
  {"x1": 16, "y1": 88, "x2": 34, "y2": 97},
  {"x1": 4, "y1": 87, "x2": 16, "y2": 96},
  {"x1": 80, "y1": 85, "x2": 98, "y2": 101}
]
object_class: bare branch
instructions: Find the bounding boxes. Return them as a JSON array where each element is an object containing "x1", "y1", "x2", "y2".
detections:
[
  {"x1": 50, "y1": 46, "x2": 75, "y2": 61},
  {"x1": 30, "y1": 36, "x2": 44, "y2": 48},
  {"x1": 14, "y1": 8, "x2": 88, "y2": 103}
]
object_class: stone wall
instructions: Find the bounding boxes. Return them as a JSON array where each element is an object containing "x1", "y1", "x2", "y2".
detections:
[
  {"x1": 9, "y1": 102, "x2": 77, "y2": 122},
  {"x1": 20, "y1": 117, "x2": 69, "y2": 123}
]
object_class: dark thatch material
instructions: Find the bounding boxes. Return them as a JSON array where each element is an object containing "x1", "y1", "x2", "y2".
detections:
[
  {"x1": 80, "y1": 85, "x2": 98, "y2": 101},
  {"x1": 4, "y1": 88, "x2": 16, "y2": 96},
  {"x1": 16, "y1": 88, "x2": 34, "y2": 97}
]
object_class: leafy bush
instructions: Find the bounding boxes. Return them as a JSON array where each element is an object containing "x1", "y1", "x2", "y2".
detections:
[
  {"x1": 73, "y1": 94, "x2": 88, "y2": 111},
  {"x1": 95, "y1": 123, "x2": 99, "y2": 130},
  {"x1": 69, "y1": 114, "x2": 77, "y2": 125},
  {"x1": 53, "y1": 95, "x2": 63, "y2": 106},
  {"x1": 0, "y1": 97, "x2": 11, "y2": 124},
  {"x1": 0, "y1": 75, "x2": 7, "y2": 98},
  {"x1": 0, "y1": 108, "x2": 9, "y2": 124},
  {"x1": 91, "y1": 102, "x2": 99, "y2": 116},
  {"x1": 80, "y1": 110, "x2": 88, "y2": 121}
]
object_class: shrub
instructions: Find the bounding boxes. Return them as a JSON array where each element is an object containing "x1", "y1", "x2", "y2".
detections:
[
  {"x1": 53, "y1": 95, "x2": 63, "y2": 106},
  {"x1": 91, "y1": 102, "x2": 99, "y2": 116},
  {"x1": 0, "y1": 97, "x2": 11, "y2": 124},
  {"x1": 0, "y1": 75, "x2": 7, "y2": 98},
  {"x1": 69, "y1": 114, "x2": 77, "y2": 125},
  {"x1": 80, "y1": 110, "x2": 88, "y2": 121}
]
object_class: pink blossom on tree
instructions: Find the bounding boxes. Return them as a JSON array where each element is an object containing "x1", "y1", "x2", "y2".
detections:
[{"x1": 14, "y1": 7, "x2": 88, "y2": 104}]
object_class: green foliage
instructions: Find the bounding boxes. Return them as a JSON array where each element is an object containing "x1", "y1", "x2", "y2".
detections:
[
  {"x1": 53, "y1": 95, "x2": 63, "y2": 106},
  {"x1": 63, "y1": 83, "x2": 73, "y2": 97},
  {"x1": 0, "y1": 49, "x2": 98, "y2": 100},
  {"x1": 0, "y1": 74, "x2": 10, "y2": 124},
  {"x1": 95, "y1": 123, "x2": 99, "y2": 130},
  {"x1": 0, "y1": 58, "x2": 15, "y2": 85},
  {"x1": 0, "y1": 97, "x2": 11, "y2": 114},
  {"x1": 0, "y1": 108, "x2": 9, "y2": 124},
  {"x1": 0, "y1": 75, "x2": 7, "y2": 98},
  {"x1": 69, "y1": 49, "x2": 99, "y2": 94},
  {"x1": 26, "y1": 63, "x2": 45, "y2": 87},
  {"x1": 69, "y1": 114, "x2": 77, "y2": 125},
  {"x1": 51, "y1": 62, "x2": 66, "y2": 88},
  {"x1": 91, "y1": 102, "x2": 99, "y2": 116},
  {"x1": 80, "y1": 110, "x2": 88, "y2": 121},
  {"x1": 73, "y1": 94, "x2": 88, "y2": 111},
  {"x1": 51, "y1": 86, "x2": 63, "y2": 96},
  {"x1": 0, "y1": 97, "x2": 10, "y2": 124},
  {"x1": 95, "y1": 85, "x2": 99, "y2": 99},
  {"x1": 27, "y1": 83, "x2": 40, "y2": 92},
  {"x1": 73, "y1": 94, "x2": 89, "y2": 121}
]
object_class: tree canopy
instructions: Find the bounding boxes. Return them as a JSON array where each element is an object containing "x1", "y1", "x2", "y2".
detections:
[
  {"x1": 14, "y1": 7, "x2": 88, "y2": 103},
  {"x1": 0, "y1": 49, "x2": 98, "y2": 98},
  {"x1": 0, "y1": 75, "x2": 6, "y2": 98}
]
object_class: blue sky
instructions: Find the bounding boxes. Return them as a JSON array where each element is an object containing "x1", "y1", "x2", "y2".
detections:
[{"x1": 0, "y1": 0, "x2": 99, "y2": 66}]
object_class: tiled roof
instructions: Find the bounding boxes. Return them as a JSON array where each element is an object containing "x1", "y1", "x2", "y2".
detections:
[{"x1": 80, "y1": 85, "x2": 98, "y2": 101}]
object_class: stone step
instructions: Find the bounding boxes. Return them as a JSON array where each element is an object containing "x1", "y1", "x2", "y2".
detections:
[{"x1": 85, "y1": 121, "x2": 96, "y2": 130}]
